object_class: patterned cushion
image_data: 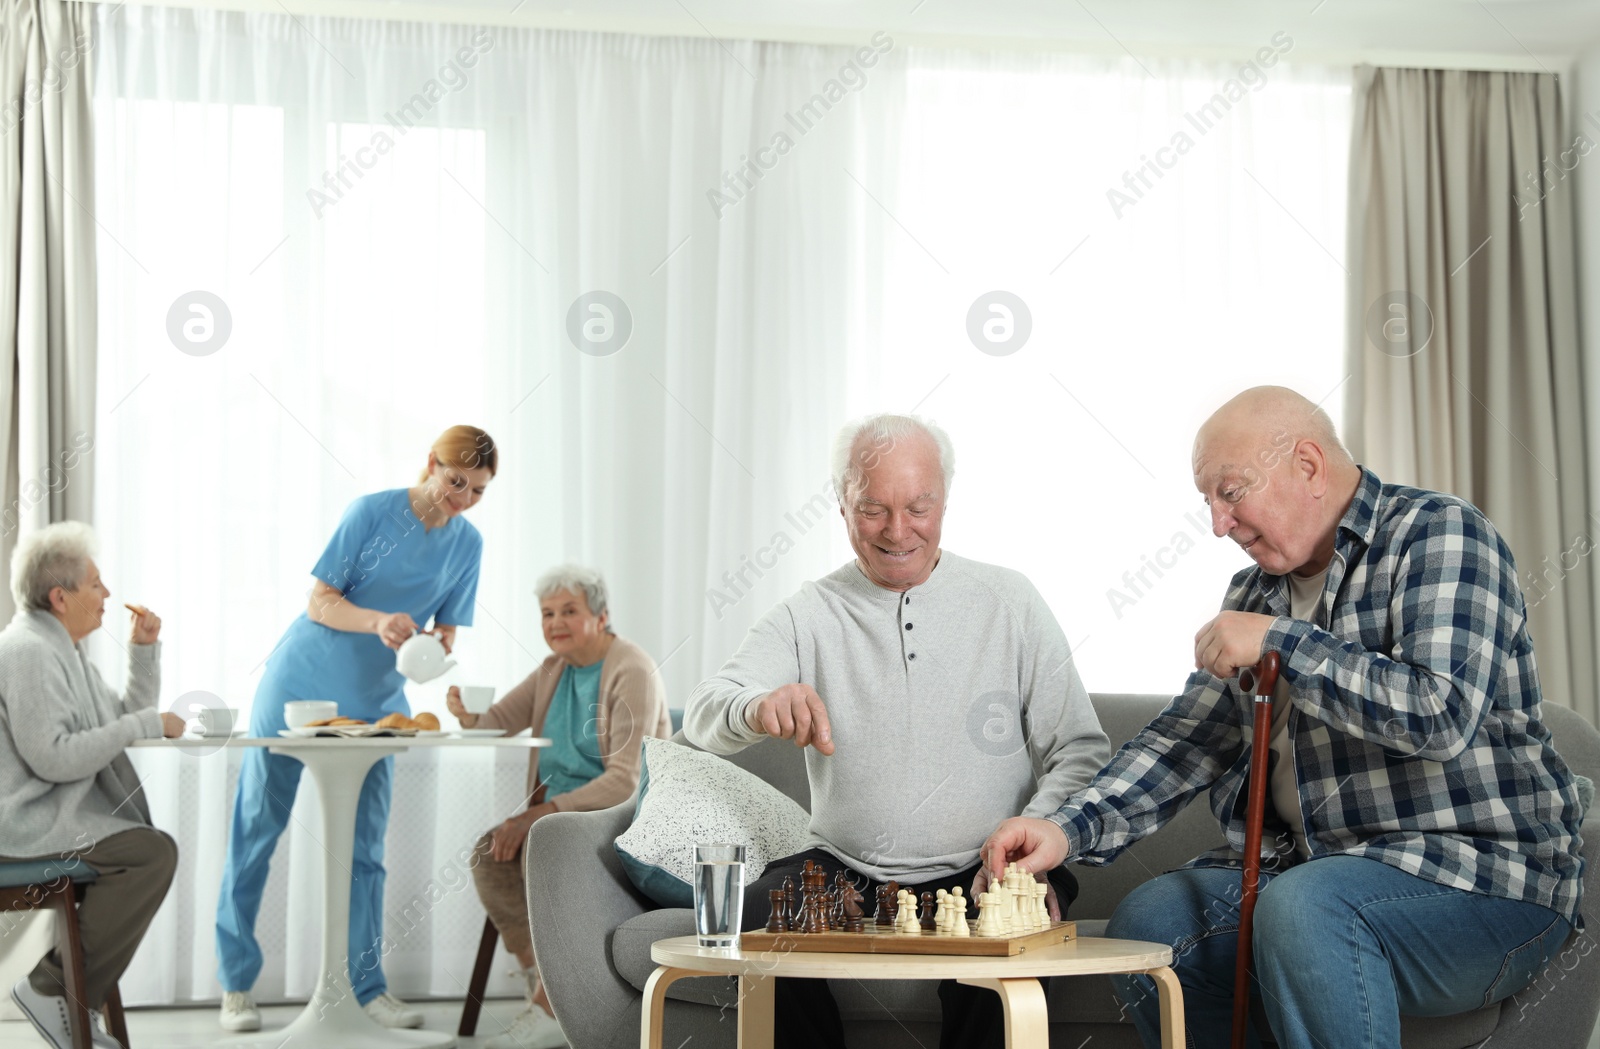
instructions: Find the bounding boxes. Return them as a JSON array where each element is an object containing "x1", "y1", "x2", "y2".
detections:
[{"x1": 614, "y1": 737, "x2": 810, "y2": 907}]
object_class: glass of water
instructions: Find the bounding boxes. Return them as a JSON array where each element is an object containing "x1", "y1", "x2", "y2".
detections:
[{"x1": 692, "y1": 843, "x2": 746, "y2": 948}]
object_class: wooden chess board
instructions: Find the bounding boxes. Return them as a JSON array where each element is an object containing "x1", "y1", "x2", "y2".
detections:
[{"x1": 739, "y1": 920, "x2": 1076, "y2": 957}]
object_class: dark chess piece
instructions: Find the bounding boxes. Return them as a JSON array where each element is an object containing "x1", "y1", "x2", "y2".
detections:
[
  {"x1": 794, "y1": 864, "x2": 816, "y2": 933},
  {"x1": 839, "y1": 875, "x2": 866, "y2": 933},
  {"x1": 783, "y1": 876, "x2": 799, "y2": 928},
  {"x1": 766, "y1": 889, "x2": 788, "y2": 933},
  {"x1": 875, "y1": 880, "x2": 899, "y2": 926},
  {"x1": 800, "y1": 862, "x2": 827, "y2": 934},
  {"x1": 919, "y1": 891, "x2": 937, "y2": 930}
]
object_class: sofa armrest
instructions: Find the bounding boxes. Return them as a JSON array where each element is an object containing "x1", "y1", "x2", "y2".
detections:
[
  {"x1": 525, "y1": 800, "x2": 653, "y2": 1049},
  {"x1": 1481, "y1": 812, "x2": 1600, "y2": 1049}
]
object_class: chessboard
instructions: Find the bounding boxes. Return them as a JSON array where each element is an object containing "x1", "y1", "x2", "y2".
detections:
[
  {"x1": 739, "y1": 859, "x2": 1076, "y2": 956},
  {"x1": 740, "y1": 920, "x2": 1077, "y2": 957}
]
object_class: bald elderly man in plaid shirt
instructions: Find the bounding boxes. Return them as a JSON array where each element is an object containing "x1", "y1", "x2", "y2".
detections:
[{"x1": 984, "y1": 386, "x2": 1585, "y2": 1049}]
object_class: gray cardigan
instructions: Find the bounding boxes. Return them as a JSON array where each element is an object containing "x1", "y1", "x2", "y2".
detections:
[
  {"x1": 0, "y1": 610, "x2": 163, "y2": 858},
  {"x1": 686, "y1": 551, "x2": 1110, "y2": 883}
]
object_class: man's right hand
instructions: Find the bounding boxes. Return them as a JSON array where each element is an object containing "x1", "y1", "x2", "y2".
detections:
[
  {"x1": 981, "y1": 817, "x2": 1070, "y2": 881},
  {"x1": 744, "y1": 683, "x2": 834, "y2": 755}
]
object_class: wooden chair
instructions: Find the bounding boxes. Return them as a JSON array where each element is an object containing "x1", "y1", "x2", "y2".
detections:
[
  {"x1": 0, "y1": 857, "x2": 129, "y2": 1049},
  {"x1": 457, "y1": 915, "x2": 499, "y2": 1036}
]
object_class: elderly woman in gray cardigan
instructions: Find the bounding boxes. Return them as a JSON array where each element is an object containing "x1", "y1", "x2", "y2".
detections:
[
  {"x1": 445, "y1": 564, "x2": 670, "y2": 1049},
  {"x1": 0, "y1": 522, "x2": 183, "y2": 1049}
]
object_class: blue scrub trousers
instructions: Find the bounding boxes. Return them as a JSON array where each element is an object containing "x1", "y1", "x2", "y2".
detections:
[{"x1": 216, "y1": 746, "x2": 395, "y2": 1005}]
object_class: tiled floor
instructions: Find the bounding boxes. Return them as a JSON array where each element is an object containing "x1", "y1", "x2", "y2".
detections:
[{"x1": 0, "y1": 998, "x2": 541, "y2": 1048}]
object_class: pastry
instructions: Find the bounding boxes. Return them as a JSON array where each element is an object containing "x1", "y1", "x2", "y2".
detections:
[
  {"x1": 376, "y1": 713, "x2": 412, "y2": 729},
  {"x1": 412, "y1": 712, "x2": 440, "y2": 732}
]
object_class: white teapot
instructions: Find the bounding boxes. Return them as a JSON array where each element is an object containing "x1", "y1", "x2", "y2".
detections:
[{"x1": 395, "y1": 631, "x2": 457, "y2": 683}]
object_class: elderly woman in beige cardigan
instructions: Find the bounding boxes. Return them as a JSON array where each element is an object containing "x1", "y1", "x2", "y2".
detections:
[{"x1": 446, "y1": 564, "x2": 668, "y2": 1049}]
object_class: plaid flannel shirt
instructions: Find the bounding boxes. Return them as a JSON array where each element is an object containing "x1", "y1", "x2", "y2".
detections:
[{"x1": 1049, "y1": 468, "x2": 1585, "y2": 924}]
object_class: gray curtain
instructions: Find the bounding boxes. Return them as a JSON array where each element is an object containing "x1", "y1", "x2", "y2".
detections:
[
  {"x1": 1345, "y1": 65, "x2": 1597, "y2": 725},
  {"x1": 0, "y1": 0, "x2": 98, "y2": 621}
]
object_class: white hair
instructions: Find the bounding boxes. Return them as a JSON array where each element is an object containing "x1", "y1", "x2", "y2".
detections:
[
  {"x1": 535, "y1": 563, "x2": 613, "y2": 633},
  {"x1": 831, "y1": 414, "x2": 955, "y2": 501},
  {"x1": 11, "y1": 521, "x2": 96, "y2": 612}
]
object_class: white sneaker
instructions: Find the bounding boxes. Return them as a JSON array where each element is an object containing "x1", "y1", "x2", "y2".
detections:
[
  {"x1": 219, "y1": 991, "x2": 261, "y2": 1032},
  {"x1": 484, "y1": 1004, "x2": 567, "y2": 1049},
  {"x1": 363, "y1": 992, "x2": 424, "y2": 1029},
  {"x1": 11, "y1": 978, "x2": 119, "y2": 1049}
]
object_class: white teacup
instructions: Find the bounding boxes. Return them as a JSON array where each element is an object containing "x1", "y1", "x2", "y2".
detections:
[
  {"x1": 285, "y1": 700, "x2": 339, "y2": 729},
  {"x1": 460, "y1": 686, "x2": 495, "y2": 714},
  {"x1": 196, "y1": 707, "x2": 239, "y2": 737}
]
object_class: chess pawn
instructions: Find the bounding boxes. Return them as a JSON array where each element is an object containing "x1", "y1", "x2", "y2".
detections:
[
  {"x1": 975, "y1": 890, "x2": 1000, "y2": 936},
  {"x1": 1035, "y1": 882, "x2": 1050, "y2": 926},
  {"x1": 934, "y1": 889, "x2": 950, "y2": 932},
  {"x1": 919, "y1": 891, "x2": 937, "y2": 931},
  {"x1": 898, "y1": 890, "x2": 919, "y2": 932},
  {"x1": 949, "y1": 886, "x2": 967, "y2": 933},
  {"x1": 766, "y1": 889, "x2": 789, "y2": 933}
]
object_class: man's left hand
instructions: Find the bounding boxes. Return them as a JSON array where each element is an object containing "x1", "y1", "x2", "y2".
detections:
[{"x1": 1193, "y1": 610, "x2": 1276, "y2": 679}]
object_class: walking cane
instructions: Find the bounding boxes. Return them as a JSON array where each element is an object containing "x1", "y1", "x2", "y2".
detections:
[{"x1": 1231, "y1": 651, "x2": 1279, "y2": 1049}]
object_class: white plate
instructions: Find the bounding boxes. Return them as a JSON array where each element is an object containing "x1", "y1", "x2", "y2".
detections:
[
  {"x1": 452, "y1": 728, "x2": 507, "y2": 738},
  {"x1": 416, "y1": 730, "x2": 447, "y2": 737},
  {"x1": 278, "y1": 726, "x2": 418, "y2": 738}
]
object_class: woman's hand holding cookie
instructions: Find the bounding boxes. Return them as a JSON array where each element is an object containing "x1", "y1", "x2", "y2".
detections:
[{"x1": 125, "y1": 603, "x2": 160, "y2": 645}]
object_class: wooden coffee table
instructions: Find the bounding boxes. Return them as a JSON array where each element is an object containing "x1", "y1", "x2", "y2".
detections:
[{"x1": 643, "y1": 933, "x2": 1183, "y2": 1048}]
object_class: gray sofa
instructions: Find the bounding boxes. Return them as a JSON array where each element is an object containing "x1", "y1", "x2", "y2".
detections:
[{"x1": 526, "y1": 694, "x2": 1600, "y2": 1049}]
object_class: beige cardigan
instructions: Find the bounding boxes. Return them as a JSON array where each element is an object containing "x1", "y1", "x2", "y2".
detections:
[{"x1": 476, "y1": 635, "x2": 670, "y2": 812}]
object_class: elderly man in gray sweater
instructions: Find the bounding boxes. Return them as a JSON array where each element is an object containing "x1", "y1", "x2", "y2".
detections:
[
  {"x1": 685, "y1": 413, "x2": 1109, "y2": 1049},
  {"x1": 0, "y1": 522, "x2": 182, "y2": 1049}
]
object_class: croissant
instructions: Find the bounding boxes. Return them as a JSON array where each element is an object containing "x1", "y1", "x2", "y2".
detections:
[{"x1": 376, "y1": 713, "x2": 413, "y2": 729}]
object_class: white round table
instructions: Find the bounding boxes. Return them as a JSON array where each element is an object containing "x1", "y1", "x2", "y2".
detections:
[
  {"x1": 132, "y1": 734, "x2": 548, "y2": 1049},
  {"x1": 644, "y1": 933, "x2": 1184, "y2": 1048}
]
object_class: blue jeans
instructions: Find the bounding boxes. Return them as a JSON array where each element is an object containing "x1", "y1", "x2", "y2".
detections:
[{"x1": 1104, "y1": 857, "x2": 1571, "y2": 1049}]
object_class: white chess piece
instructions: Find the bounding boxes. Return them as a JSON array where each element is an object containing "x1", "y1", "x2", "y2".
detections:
[
  {"x1": 1013, "y1": 866, "x2": 1030, "y2": 929},
  {"x1": 898, "y1": 890, "x2": 919, "y2": 932},
  {"x1": 974, "y1": 891, "x2": 997, "y2": 936},
  {"x1": 992, "y1": 876, "x2": 1012, "y2": 934},
  {"x1": 1035, "y1": 882, "x2": 1050, "y2": 926},
  {"x1": 934, "y1": 889, "x2": 950, "y2": 932}
]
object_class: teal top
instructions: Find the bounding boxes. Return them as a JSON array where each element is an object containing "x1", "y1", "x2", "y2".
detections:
[{"x1": 540, "y1": 661, "x2": 606, "y2": 799}]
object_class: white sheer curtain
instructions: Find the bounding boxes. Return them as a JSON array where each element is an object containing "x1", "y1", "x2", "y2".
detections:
[
  {"x1": 853, "y1": 49, "x2": 1351, "y2": 694},
  {"x1": 87, "y1": 6, "x2": 1350, "y2": 1004}
]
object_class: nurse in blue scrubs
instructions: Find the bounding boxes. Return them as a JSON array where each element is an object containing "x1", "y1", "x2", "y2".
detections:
[{"x1": 215, "y1": 425, "x2": 497, "y2": 1033}]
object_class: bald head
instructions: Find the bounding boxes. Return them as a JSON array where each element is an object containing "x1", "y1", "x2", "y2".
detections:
[
  {"x1": 1193, "y1": 386, "x2": 1360, "y2": 577},
  {"x1": 1194, "y1": 386, "x2": 1352, "y2": 473}
]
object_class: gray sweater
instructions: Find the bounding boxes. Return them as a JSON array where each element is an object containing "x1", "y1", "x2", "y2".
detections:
[
  {"x1": 686, "y1": 551, "x2": 1109, "y2": 882},
  {"x1": 0, "y1": 610, "x2": 163, "y2": 858}
]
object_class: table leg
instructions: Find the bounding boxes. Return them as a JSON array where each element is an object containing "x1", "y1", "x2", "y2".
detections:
[
  {"x1": 736, "y1": 971, "x2": 775, "y2": 1049},
  {"x1": 957, "y1": 976, "x2": 1050, "y2": 1049},
  {"x1": 640, "y1": 967, "x2": 696, "y2": 1049},
  {"x1": 221, "y1": 744, "x2": 451, "y2": 1049},
  {"x1": 1148, "y1": 965, "x2": 1186, "y2": 1049}
]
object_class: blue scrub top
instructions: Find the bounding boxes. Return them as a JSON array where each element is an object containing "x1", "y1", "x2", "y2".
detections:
[{"x1": 252, "y1": 488, "x2": 483, "y2": 729}]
